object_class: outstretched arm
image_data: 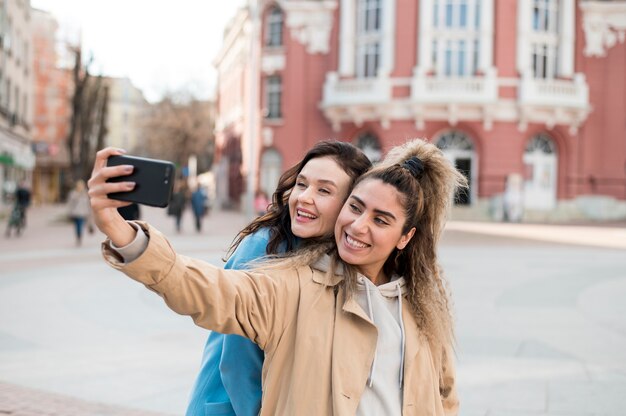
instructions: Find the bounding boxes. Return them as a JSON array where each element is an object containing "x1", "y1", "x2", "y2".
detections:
[{"x1": 103, "y1": 222, "x2": 298, "y2": 350}]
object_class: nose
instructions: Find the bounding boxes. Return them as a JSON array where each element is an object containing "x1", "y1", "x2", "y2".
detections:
[
  {"x1": 350, "y1": 214, "x2": 368, "y2": 235},
  {"x1": 297, "y1": 186, "x2": 314, "y2": 204}
]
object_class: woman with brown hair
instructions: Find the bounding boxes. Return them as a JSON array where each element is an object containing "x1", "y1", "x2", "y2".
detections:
[{"x1": 88, "y1": 141, "x2": 372, "y2": 416}]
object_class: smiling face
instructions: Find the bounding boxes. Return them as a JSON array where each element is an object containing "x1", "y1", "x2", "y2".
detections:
[
  {"x1": 288, "y1": 156, "x2": 352, "y2": 239},
  {"x1": 334, "y1": 178, "x2": 416, "y2": 284}
]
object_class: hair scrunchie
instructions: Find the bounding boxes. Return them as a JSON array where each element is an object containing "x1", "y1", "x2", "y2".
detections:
[{"x1": 401, "y1": 156, "x2": 425, "y2": 179}]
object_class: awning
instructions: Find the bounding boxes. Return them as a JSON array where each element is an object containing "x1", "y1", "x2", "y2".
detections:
[{"x1": 0, "y1": 154, "x2": 14, "y2": 166}]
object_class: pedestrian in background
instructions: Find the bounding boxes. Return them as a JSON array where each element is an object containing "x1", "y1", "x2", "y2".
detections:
[
  {"x1": 253, "y1": 190, "x2": 270, "y2": 216},
  {"x1": 167, "y1": 182, "x2": 187, "y2": 233},
  {"x1": 190, "y1": 185, "x2": 208, "y2": 233},
  {"x1": 66, "y1": 179, "x2": 92, "y2": 246},
  {"x1": 4, "y1": 180, "x2": 31, "y2": 237}
]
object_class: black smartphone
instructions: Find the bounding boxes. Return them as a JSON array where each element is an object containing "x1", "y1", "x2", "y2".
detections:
[{"x1": 106, "y1": 155, "x2": 175, "y2": 208}]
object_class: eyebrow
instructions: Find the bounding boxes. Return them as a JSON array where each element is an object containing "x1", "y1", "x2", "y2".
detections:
[
  {"x1": 297, "y1": 174, "x2": 337, "y2": 187},
  {"x1": 350, "y1": 195, "x2": 397, "y2": 221}
]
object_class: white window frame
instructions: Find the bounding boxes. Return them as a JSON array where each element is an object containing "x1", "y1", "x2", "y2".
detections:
[
  {"x1": 517, "y1": 0, "x2": 575, "y2": 78},
  {"x1": 339, "y1": 0, "x2": 395, "y2": 77},
  {"x1": 265, "y1": 75, "x2": 282, "y2": 119},
  {"x1": 432, "y1": 0, "x2": 481, "y2": 77},
  {"x1": 265, "y1": 6, "x2": 283, "y2": 48},
  {"x1": 529, "y1": 0, "x2": 559, "y2": 79},
  {"x1": 417, "y1": 0, "x2": 493, "y2": 76},
  {"x1": 355, "y1": 0, "x2": 382, "y2": 78}
]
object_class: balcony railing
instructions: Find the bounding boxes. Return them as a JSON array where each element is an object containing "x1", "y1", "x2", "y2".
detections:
[
  {"x1": 411, "y1": 68, "x2": 498, "y2": 104},
  {"x1": 321, "y1": 72, "x2": 391, "y2": 108},
  {"x1": 519, "y1": 74, "x2": 589, "y2": 109}
]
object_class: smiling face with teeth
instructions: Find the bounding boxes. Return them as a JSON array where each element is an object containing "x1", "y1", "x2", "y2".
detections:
[
  {"x1": 334, "y1": 178, "x2": 416, "y2": 284},
  {"x1": 287, "y1": 156, "x2": 352, "y2": 239}
]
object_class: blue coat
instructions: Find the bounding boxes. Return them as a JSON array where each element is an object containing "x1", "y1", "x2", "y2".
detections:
[{"x1": 186, "y1": 228, "x2": 280, "y2": 416}]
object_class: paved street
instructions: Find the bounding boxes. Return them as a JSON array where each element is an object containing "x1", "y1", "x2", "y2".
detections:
[{"x1": 0, "y1": 204, "x2": 625, "y2": 415}]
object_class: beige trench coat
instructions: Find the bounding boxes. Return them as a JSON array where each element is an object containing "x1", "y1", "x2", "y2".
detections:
[{"x1": 104, "y1": 223, "x2": 459, "y2": 415}]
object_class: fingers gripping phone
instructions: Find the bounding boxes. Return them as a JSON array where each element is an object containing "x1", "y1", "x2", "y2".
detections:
[{"x1": 106, "y1": 155, "x2": 175, "y2": 208}]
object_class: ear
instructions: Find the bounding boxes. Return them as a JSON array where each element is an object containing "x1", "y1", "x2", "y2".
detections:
[{"x1": 396, "y1": 227, "x2": 416, "y2": 250}]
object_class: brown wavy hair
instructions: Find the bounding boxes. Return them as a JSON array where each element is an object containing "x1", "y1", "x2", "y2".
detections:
[{"x1": 225, "y1": 140, "x2": 372, "y2": 259}]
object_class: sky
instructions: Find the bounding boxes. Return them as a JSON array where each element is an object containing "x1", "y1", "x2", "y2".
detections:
[{"x1": 31, "y1": 0, "x2": 247, "y2": 102}]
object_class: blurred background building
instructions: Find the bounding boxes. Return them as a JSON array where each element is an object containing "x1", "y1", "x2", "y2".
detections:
[
  {"x1": 0, "y1": 0, "x2": 36, "y2": 207},
  {"x1": 214, "y1": 0, "x2": 626, "y2": 221},
  {"x1": 31, "y1": 7, "x2": 72, "y2": 203},
  {"x1": 103, "y1": 76, "x2": 149, "y2": 153}
]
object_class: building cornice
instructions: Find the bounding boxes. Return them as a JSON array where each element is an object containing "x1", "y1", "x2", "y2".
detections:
[
  {"x1": 581, "y1": 1, "x2": 626, "y2": 57},
  {"x1": 280, "y1": 0, "x2": 337, "y2": 54}
]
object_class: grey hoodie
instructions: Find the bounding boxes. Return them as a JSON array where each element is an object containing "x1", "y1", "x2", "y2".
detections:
[{"x1": 313, "y1": 256, "x2": 406, "y2": 416}]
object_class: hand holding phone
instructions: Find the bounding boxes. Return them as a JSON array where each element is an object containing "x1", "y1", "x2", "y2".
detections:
[{"x1": 106, "y1": 155, "x2": 175, "y2": 208}]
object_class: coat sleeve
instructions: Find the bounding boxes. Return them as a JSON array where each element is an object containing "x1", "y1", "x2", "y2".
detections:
[
  {"x1": 440, "y1": 344, "x2": 459, "y2": 416},
  {"x1": 102, "y1": 221, "x2": 299, "y2": 350}
]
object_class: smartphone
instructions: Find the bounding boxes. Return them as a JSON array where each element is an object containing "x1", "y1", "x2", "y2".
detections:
[{"x1": 106, "y1": 155, "x2": 175, "y2": 208}]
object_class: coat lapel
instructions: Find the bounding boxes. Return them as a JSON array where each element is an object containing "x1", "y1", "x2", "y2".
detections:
[{"x1": 331, "y1": 287, "x2": 378, "y2": 415}]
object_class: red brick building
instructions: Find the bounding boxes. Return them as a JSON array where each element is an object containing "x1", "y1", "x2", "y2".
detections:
[
  {"x1": 214, "y1": 0, "x2": 626, "y2": 220},
  {"x1": 31, "y1": 9, "x2": 73, "y2": 203}
]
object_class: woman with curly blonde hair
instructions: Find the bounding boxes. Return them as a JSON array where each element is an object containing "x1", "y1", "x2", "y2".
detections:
[{"x1": 91, "y1": 138, "x2": 466, "y2": 416}]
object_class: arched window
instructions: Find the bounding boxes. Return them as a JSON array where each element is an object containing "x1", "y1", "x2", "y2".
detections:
[
  {"x1": 355, "y1": 132, "x2": 382, "y2": 163},
  {"x1": 436, "y1": 130, "x2": 477, "y2": 205},
  {"x1": 436, "y1": 130, "x2": 475, "y2": 151},
  {"x1": 525, "y1": 133, "x2": 556, "y2": 154},
  {"x1": 266, "y1": 6, "x2": 284, "y2": 47}
]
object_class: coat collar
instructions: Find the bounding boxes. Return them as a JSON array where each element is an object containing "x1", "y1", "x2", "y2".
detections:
[{"x1": 311, "y1": 254, "x2": 345, "y2": 287}]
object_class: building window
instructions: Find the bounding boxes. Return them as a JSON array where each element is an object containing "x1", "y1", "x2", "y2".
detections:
[
  {"x1": 530, "y1": 0, "x2": 559, "y2": 79},
  {"x1": 355, "y1": 0, "x2": 382, "y2": 78},
  {"x1": 436, "y1": 130, "x2": 477, "y2": 205},
  {"x1": 265, "y1": 75, "x2": 282, "y2": 119},
  {"x1": 266, "y1": 6, "x2": 283, "y2": 47},
  {"x1": 432, "y1": 0, "x2": 481, "y2": 77}
]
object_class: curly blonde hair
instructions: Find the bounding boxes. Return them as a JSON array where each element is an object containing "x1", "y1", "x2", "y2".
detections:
[{"x1": 357, "y1": 138, "x2": 468, "y2": 354}]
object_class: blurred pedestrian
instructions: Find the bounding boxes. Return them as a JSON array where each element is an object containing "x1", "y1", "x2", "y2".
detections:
[
  {"x1": 117, "y1": 202, "x2": 141, "y2": 221},
  {"x1": 191, "y1": 185, "x2": 208, "y2": 232},
  {"x1": 66, "y1": 179, "x2": 92, "y2": 246},
  {"x1": 4, "y1": 181, "x2": 31, "y2": 237},
  {"x1": 503, "y1": 173, "x2": 524, "y2": 222},
  {"x1": 254, "y1": 189, "x2": 270, "y2": 216},
  {"x1": 167, "y1": 182, "x2": 187, "y2": 233}
]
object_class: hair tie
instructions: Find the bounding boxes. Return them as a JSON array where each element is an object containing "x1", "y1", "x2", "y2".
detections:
[{"x1": 401, "y1": 156, "x2": 425, "y2": 179}]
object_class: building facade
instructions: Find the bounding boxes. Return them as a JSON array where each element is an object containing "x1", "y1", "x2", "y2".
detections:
[
  {"x1": 214, "y1": 0, "x2": 626, "y2": 220},
  {"x1": 103, "y1": 76, "x2": 148, "y2": 153},
  {"x1": 0, "y1": 0, "x2": 35, "y2": 207},
  {"x1": 31, "y1": 8, "x2": 72, "y2": 203}
]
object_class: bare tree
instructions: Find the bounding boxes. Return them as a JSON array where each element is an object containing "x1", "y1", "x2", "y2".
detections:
[
  {"x1": 140, "y1": 92, "x2": 215, "y2": 173},
  {"x1": 66, "y1": 47, "x2": 109, "y2": 183}
]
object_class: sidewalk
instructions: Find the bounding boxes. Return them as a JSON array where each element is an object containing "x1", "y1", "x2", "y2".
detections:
[
  {"x1": 445, "y1": 220, "x2": 626, "y2": 250},
  {"x1": 0, "y1": 382, "x2": 170, "y2": 416}
]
